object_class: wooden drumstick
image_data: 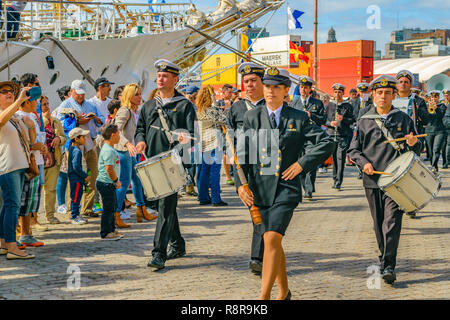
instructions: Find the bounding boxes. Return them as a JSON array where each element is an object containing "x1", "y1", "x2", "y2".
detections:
[
  {"x1": 372, "y1": 171, "x2": 393, "y2": 175},
  {"x1": 383, "y1": 134, "x2": 427, "y2": 143}
]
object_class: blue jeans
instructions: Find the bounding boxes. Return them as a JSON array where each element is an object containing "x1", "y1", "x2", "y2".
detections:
[
  {"x1": 197, "y1": 149, "x2": 222, "y2": 204},
  {"x1": 116, "y1": 151, "x2": 145, "y2": 212},
  {"x1": 56, "y1": 172, "x2": 68, "y2": 206},
  {"x1": 0, "y1": 169, "x2": 25, "y2": 243}
]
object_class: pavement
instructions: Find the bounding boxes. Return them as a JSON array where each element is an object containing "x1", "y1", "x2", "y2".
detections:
[{"x1": 0, "y1": 166, "x2": 449, "y2": 300}]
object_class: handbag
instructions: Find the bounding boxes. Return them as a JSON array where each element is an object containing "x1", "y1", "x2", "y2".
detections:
[{"x1": 25, "y1": 153, "x2": 40, "y2": 181}]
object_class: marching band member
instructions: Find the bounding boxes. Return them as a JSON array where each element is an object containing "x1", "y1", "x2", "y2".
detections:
[
  {"x1": 292, "y1": 76, "x2": 326, "y2": 200},
  {"x1": 324, "y1": 84, "x2": 355, "y2": 190},
  {"x1": 348, "y1": 75, "x2": 422, "y2": 285},
  {"x1": 227, "y1": 62, "x2": 266, "y2": 276},
  {"x1": 425, "y1": 90, "x2": 447, "y2": 173},
  {"x1": 236, "y1": 67, "x2": 334, "y2": 299},
  {"x1": 351, "y1": 82, "x2": 372, "y2": 119},
  {"x1": 443, "y1": 89, "x2": 450, "y2": 169},
  {"x1": 135, "y1": 59, "x2": 197, "y2": 270}
]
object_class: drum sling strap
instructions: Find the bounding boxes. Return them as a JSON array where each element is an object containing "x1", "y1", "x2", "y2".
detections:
[{"x1": 360, "y1": 114, "x2": 403, "y2": 152}]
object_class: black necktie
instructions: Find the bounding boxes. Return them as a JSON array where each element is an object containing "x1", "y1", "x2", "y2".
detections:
[{"x1": 270, "y1": 112, "x2": 277, "y2": 129}]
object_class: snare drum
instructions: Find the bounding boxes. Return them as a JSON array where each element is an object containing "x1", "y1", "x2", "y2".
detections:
[
  {"x1": 135, "y1": 150, "x2": 189, "y2": 201},
  {"x1": 377, "y1": 151, "x2": 441, "y2": 212}
]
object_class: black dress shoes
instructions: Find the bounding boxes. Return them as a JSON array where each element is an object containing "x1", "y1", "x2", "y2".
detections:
[
  {"x1": 213, "y1": 201, "x2": 228, "y2": 207},
  {"x1": 167, "y1": 248, "x2": 186, "y2": 260},
  {"x1": 284, "y1": 290, "x2": 291, "y2": 300},
  {"x1": 148, "y1": 255, "x2": 165, "y2": 270},
  {"x1": 199, "y1": 200, "x2": 212, "y2": 205},
  {"x1": 249, "y1": 259, "x2": 262, "y2": 275},
  {"x1": 304, "y1": 193, "x2": 312, "y2": 200},
  {"x1": 382, "y1": 267, "x2": 396, "y2": 284}
]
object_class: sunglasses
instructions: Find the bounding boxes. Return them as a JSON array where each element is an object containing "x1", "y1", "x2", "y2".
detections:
[
  {"x1": 34, "y1": 82, "x2": 40, "y2": 87},
  {"x1": 0, "y1": 89, "x2": 15, "y2": 95}
]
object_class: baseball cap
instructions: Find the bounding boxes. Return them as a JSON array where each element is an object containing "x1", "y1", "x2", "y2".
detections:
[
  {"x1": 94, "y1": 77, "x2": 115, "y2": 90},
  {"x1": 71, "y1": 80, "x2": 87, "y2": 95},
  {"x1": 69, "y1": 127, "x2": 90, "y2": 140}
]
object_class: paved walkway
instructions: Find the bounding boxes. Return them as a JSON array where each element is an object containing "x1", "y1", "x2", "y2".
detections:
[{"x1": 1, "y1": 166, "x2": 449, "y2": 300}]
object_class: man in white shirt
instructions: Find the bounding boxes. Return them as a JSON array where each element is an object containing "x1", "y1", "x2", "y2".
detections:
[{"x1": 88, "y1": 77, "x2": 114, "y2": 121}]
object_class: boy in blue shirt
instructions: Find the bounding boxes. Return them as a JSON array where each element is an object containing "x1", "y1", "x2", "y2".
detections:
[
  {"x1": 96, "y1": 124, "x2": 123, "y2": 240},
  {"x1": 68, "y1": 128, "x2": 90, "y2": 224}
]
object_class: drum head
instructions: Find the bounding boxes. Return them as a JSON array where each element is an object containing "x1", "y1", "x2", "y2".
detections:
[{"x1": 378, "y1": 151, "x2": 415, "y2": 188}]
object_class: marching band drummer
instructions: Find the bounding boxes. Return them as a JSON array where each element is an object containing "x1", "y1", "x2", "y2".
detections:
[
  {"x1": 425, "y1": 90, "x2": 447, "y2": 173},
  {"x1": 135, "y1": 59, "x2": 197, "y2": 270},
  {"x1": 292, "y1": 76, "x2": 326, "y2": 200},
  {"x1": 235, "y1": 67, "x2": 334, "y2": 299},
  {"x1": 348, "y1": 75, "x2": 422, "y2": 285},
  {"x1": 227, "y1": 62, "x2": 266, "y2": 276}
]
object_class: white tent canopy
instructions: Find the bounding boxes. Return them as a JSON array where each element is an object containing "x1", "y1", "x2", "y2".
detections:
[{"x1": 374, "y1": 56, "x2": 450, "y2": 82}]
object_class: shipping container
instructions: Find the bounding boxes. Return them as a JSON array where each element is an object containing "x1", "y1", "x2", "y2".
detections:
[
  {"x1": 314, "y1": 40, "x2": 374, "y2": 60},
  {"x1": 318, "y1": 75, "x2": 373, "y2": 96},
  {"x1": 318, "y1": 57, "x2": 373, "y2": 77},
  {"x1": 201, "y1": 53, "x2": 238, "y2": 85}
]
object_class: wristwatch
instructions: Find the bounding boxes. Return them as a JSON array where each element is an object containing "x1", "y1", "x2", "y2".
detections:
[{"x1": 113, "y1": 178, "x2": 118, "y2": 183}]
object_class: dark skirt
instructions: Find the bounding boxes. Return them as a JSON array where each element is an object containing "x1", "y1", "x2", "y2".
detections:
[{"x1": 257, "y1": 184, "x2": 299, "y2": 236}]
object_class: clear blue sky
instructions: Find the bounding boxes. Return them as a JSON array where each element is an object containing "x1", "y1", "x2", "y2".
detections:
[{"x1": 132, "y1": 1, "x2": 449, "y2": 53}]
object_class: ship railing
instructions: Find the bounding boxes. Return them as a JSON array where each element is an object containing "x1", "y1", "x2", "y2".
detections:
[{"x1": 1, "y1": 0, "x2": 190, "y2": 42}]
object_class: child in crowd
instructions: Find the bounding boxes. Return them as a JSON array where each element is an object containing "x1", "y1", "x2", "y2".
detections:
[
  {"x1": 68, "y1": 128, "x2": 90, "y2": 224},
  {"x1": 96, "y1": 124, "x2": 123, "y2": 240},
  {"x1": 106, "y1": 99, "x2": 121, "y2": 124}
]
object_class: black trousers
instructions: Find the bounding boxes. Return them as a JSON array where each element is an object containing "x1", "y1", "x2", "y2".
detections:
[
  {"x1": 425, "y1": 131, "x2": 446, "y2": 170},
  {"x1": 365, "y1": 188, "x2": 403, "y2": 271},
  {"x1": 300, "y1": 169, "x2": 316, "y2": 195},
  {"x1": 332, "y1": 136, "x2": 349, "y2": 187},
  {"x1": 152, "y1": 192, "x2": 185, "y2": 260},
  {"x1": 251, "y1": 223, "x2": 264, "y2": 261},
  {"x1": 96, "y1": 181, "x2": 116, "y2": 238},
  {"x1": 441, "y1": 132, "x2": 448, "y2": 166},
  {"x1": 446, "y1": 131, "x2": 450, "y2": 165}
]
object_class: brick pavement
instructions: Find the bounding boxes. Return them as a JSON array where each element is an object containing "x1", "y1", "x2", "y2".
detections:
[{"x1": 0, "y1": 166, "x2": 449, "y2": 300}]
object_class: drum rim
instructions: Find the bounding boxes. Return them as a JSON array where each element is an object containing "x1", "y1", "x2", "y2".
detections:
[
  {"x1": 398, "y1": 176, "x2": 442, "y2": 212},
  {"x1": 378, "y1": 151, "x2": 416, "y2": 189}
]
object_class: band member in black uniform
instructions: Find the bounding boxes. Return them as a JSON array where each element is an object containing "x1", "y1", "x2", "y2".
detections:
[
  {"x1": 443, "y1": 89, "x2": 450, "y2": 169},
  {"x1": 227, "y1": 62, "x2": 266, "y2": 276},
  {"x1": 425, "y1": 90, "x2": 447, "y2": 173},
  {"x1": 236, "y1": 67, "x2": 334, "y2": 300},
  {"x1": 324, "y1": 84, "x2": 355, "y2": 190},
  {"x1": 351, "y1": 82, "x2": 372, "y2": 119},
  {"x1": 348, "y1": 75, "x2": 421, "y2": 284},
  {"x1": 135, "y1": 59, "x2": 197, "y2": 270},
  {"x1": 292, "y1": 76, "x2": 326, "y2": 199}
]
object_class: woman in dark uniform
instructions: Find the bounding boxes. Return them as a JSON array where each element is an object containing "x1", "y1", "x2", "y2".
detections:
[{"x1": 236, "y1": 67, "x2": 334, "y2": 300}]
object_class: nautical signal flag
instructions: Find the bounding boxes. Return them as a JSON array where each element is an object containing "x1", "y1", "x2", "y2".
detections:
[
  {"x1": 289, "y1": 41, "x2": 309, "y2": 64},
  {"x1": 287, "y1": 7, "x2": 304, "y2": 30},
  {"x1": 240, "y1": 33, "x2": 253, "y2": 53}
]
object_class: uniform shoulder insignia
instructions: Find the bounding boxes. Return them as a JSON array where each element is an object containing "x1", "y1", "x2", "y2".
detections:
[
  {"x1": 173, "y1": 108, "x2": 177, "y2": 112},
  {"x1": 397, "y1": 127, "x2": 401, "y2": 131}
]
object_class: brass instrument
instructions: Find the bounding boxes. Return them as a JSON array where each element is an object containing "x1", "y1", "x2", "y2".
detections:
[{"x1": 428, "y1": 101, "x2": 437, "y2": 114}]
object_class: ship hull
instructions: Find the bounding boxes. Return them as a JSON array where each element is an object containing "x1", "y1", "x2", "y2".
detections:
[{"x1": 0, "y1": 30, "x2": 191, "y2": 108}]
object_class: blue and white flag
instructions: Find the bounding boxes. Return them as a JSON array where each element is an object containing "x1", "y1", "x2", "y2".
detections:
[
  {"x1": 287, "y1": 7, "x2": 304, "y2": 30},
  {"x1": 149, "y1": 0, "x2": 166, "y2": 22}
]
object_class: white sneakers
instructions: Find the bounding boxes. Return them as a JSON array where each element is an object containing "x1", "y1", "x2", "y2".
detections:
[
  {"x1": 57, "y1": 204, "x2": 67, "y2": 214},
  {"x1": 120, "y1": 209, "x2": 132, "y2": 220},
  {"x1": 146, "y1": 207, "x2": 158, "y2": 216}
]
